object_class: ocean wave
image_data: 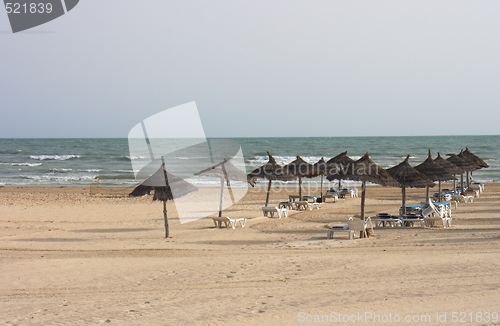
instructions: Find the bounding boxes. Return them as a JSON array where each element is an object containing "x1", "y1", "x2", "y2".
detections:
[
  {"x1": 20, "y1": 175, "x2": 97, "y2": 182},
  {"x1": 79, "y1": 169, "x2": 102, "y2": 172},
  {"x1": 30, "y1": 154, "x2": 80, "y2": 161},
  {"x1": 0, "y1": 162, "x2": 43, "y2": 167},
  {"x1": 50, "y1": 168, "x2": 73, "y2": 173}
]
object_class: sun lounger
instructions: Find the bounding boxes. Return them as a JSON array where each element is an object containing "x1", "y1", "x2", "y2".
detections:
[
  {"x1": 327, "y1": 217, "x2": 374, "y2": 239},
  {"x1": 469, "y1": 183, "x2": 483, "y2": 193},
  {"x1": 424, "y1": 215, "x2": 451, "y2": 228},
  {"x1": 279, "y1": 201, "x2": 295, "y2": 209},
  {"x1": 374, "y1": 213, "x2": 402, "y2": 227},
  {"x1": 400, "y1": 214, "x2": 425, "y2": 227},
  {"x1": 464, "y1": 189, "x2": 480, "y2": 197},
  {"x1": 322, "y1": 192, "x2": 338, "y2": 202},
  {"x1": 288, "y1": 194, "x2": 300, "y2": 202},
  {"x1": 212, "y1": 217, "x2": 247, "y2": 229},
  {"x1": 295, "y1": 201, "x2": 311, "y2": 210},
  {"x1": 326, "y1": 225, "x2": 349, "y2": 239},
  {"x1": 262, "y1": 206, "x2": 288, "y2": 218},
  {"x1": 303, "y1": 195, "x2": 318, "y2": 203},
  {"x1": 339, "y1": 189, "x2": 357, "y2": 198}
]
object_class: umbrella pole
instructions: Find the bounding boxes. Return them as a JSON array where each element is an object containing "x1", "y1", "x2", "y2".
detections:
[
  {"x1": 320, "y1": 175, "x2": 324, "y2": 200},
  {"x1": 426, "y1": 186, "x2": 430, "y2": 203},
  {"x1": 438, "y1": 180, "x2": 442, "y2": 202},
  {"x1": 453, "y1": 177, "x2": 456, "y2": 194},
  {"x1": 402, "y1": 187, "x2": 406, "y2": 216},
  {"x1": 163, "y1": 200, "x2": 169, "y2": 238},
  {"x1": 460, "y1": 173, "x2": 464, "y2": 193},
  {"x1": 360, "y1": 181, "x2": 366, "y2": 221},
  {"x1": 466, "y1": 171, "x2": 470, "y2": 189},
  {"x1": 218, "y1": 176, "x2": 224, "y2": 217},
  {"x1": 298, "y1": 176, "x2": 302, "y2": 201},
  {"x1": 265, "y1": 179, "x2": 272, "y2": 206}
]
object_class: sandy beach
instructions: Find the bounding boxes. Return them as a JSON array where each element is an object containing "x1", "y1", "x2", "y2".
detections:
[{"x1": 1, "y1": 184, "x2": 500, "y2": 325}]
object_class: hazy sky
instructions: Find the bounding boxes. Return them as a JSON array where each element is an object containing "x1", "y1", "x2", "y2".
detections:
[{"x1": 1, "y1": 1, "x2": 499, "y2": 138}]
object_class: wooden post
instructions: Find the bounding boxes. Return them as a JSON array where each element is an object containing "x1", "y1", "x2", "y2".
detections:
[
  {"x1": 402, "y1": 187, "x2": 406, "y2": 216},
  {"x1": 218, "y1": 175, "x2": 224, "y2": 217},
  {"x1": 163, "y1": 200, "x2": 169, "y2": 238},
  {"x1": 426, "y1": 186, "x2": 430, "y2": 203},
  {"x1": 460, "y1": 173, "x2": 464, "y2": 193},
  {"x1": 360, "y1": 181, "x2": 366, "y2": 221},
  {"x1": 320, "y1": 175, "x2": 324, "y2": 201},
  {"x1": 438, "y1": 180, "x2": 442, "y2": 202},
  {"x1": 265, "y1": 179, "x2": 272, "y2": 206},
  {"x1": 298, "y1": 176, "x2": 302, "y2": 201}
]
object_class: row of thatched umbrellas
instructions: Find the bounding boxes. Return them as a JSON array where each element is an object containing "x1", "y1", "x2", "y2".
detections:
[
  {"x1": 131, "y1": 148, "x2": 488, "y2": 237},
  {"x1": 247, "y1": 148, "x2": 489, "y2": 221}
]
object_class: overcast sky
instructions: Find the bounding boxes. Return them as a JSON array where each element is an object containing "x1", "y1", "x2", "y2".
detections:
[{"x1": 1, "y1": 1, "x2": 499, "y2": 138}]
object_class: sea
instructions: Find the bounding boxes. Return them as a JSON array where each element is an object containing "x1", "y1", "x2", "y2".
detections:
[{"x1": 0, "y1": 136, "x2": 499, "y2": 189}]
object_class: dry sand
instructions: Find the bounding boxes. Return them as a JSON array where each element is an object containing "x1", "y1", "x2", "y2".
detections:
[{"x1": 1, "y1": 184, "x2": 500, "y2": 325}]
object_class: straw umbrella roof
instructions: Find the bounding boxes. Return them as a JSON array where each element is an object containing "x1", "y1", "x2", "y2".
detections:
[
  {"x1": 457, "y1": 150, "x2": 483, "y2": 171},
  {"x1": 462, "y1": 148, "x2": 489, "y2": 168},
  {"x1": 446, "y1": 153, "x2": 479, "y2": 172},
  {"x1": 387, "y1": 155, "x2": 435, "y2": 188},
  {"x1": 129, "y1": 163, "x2": 198, "y2": 200},
  {"x1": 312, "y1": 157, "x2": 333, "y2": 176},
  {"x1": 247, "y1": 151, "x2": 297, "y2": 182},
  {"x1": 434, "y1": 152, "x2": 463, "y2": 174},
  {"x1": 195, "y1": 158, "x2": 252, "y2": 184},
  {"x1": 326, "y1": 152, "x2": 399, "y2": 187},
  {"x1": 284, "y1": 156, "x2": 314, "y2": 177},
  {"x1": 414, "y1": 150, "x2": 455, "y2": 182},
  {"x1": 327, "y1": 151, "x2": 355, "y2": 167}
]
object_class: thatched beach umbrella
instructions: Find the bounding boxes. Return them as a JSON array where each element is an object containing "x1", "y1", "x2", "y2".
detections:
[
  {"x1": 284, "y1": 156, "x2": 320, "y2": 201},
  {"x1": 130, "y1": 163, "x2": 197, "y2": 238},
  {"x1": 434, "y1": 152, "x2": 462, "y2": 194},
  {"x1": 326, "y1": 152, "x2": 399, "y2": 221},
  {"x1": 387, "y1": 155, "x2": 435, "y2": 215},
  {"x1": 446, "y1": 153, "x2": 478, "y2": 192},
  {"x1": 247, "y1": 152, "x2": 296, "y2": 206},
  {"x1": 460, "y1": 148, "x2": 489, "y2": 188},
  {"x1": 462, "y1": 148, "x2": 489, "y2": 168},
  {"x1": 327, "y1": 151, "x2": 355, "y2": 190},
  {"x1": 458, "y1": 149, "x2": 482, "y2": 188},
  {"x1": 312, "y1": 158, "x2": 331, "y2": 200},
  {"x1": 414, "y1": 150, "x2": 455, "y2": 202},
  {"x1": 195, "y1": 158, "x2": 250, "y2": 217}
]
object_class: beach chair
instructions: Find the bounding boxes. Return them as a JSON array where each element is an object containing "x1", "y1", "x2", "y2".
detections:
[
  {"x1": 295, "y1": 201, "x2": 311, "y2": 211},
  {"x1": 347, "y1": 217, "x2": 374, "y2": 239},
  {"x1": 262, "y1": 206, "x2": 288, "y2": 218},
  {"x1": 400, "y1": 214, "x2": 425, "y2": 227},
  {"x1": 374, "y1": 213, "x2": 402, "y2": 227},
  {"x1": 212, "y1": 217, "x2": 247, "y2": 229},
  {"x1": 279, "y1": 201, "x2": 295, "y2": 209},
  {"x1": 322, "y1": 192, "x2": 338, "y2": 203}
]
